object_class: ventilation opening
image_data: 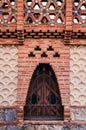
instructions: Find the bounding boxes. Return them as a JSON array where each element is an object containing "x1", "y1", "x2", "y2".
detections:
[
  {"x1": 57, "y1": 0, "x2": 63, "y2": 6},
  {"x1": 26, "y1": 17, "x2": 33, "y2": 23},
  {"x1": 41, "y1": 17, "x2": 48, "y2": 23},
  {"x1": 73, "y1": 0, "x2": 79, "y2": 6},
  {"x1": 26, "y1": 0, "x2": 32, "y2": 6},
  {"x1": 49, "y1": 14, "x2": 55, "y2": 19},
  {"x1": 2, "y1": 12, "x2": 9, "y2": 19},
  {"x1": 33, "y1": 4, "x2": 40, "y2": 10},
  {"x1": 49, "y1": 4, "x2": 55, "y2": 10},
  {"x1": 10, "y1": 16, "x2": 16, "y2": 23},
  {"x1": 10, "y1": 0, "x2": 15, "y2": 6},
  {"x1": 41, "y1": 0, "x2": 48, "y2": 6},
  {"x1": 57, "y1": 17, "x2": 63, "y2": 23},
  {"x1": 81, "y1": 4, "x2": 86, "y2": 10},
  {"x1": 81, "y1": 14, "x2": 86, "y2": 20},
  {"x1": 34, "y1": 13, "x2": 40, "y2": 19},
  {"x1": 24, "y1": 64, "x2": 64, "y2": 120},
  {"x1": 2, "y1": 2, "x2": 9, "y2": 8},
  {"x1": 73, "y1": 17, "x2": 79, "y2": 23}
]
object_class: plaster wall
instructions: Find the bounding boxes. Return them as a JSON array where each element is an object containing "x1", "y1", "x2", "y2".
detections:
[
  {"x1": 0, "y1": 45, "x2": 18, "y2": 106},
  {"x1": 70, "y1": 46, "x2": 86, "y2": 106}
]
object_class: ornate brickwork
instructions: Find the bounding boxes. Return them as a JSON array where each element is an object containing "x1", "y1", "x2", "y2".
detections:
[
  {"x1": 18, "y1": 39, "x2": 70, "y2": 121},
  {"x1": 0, "y1": 0, "x2": 86, "y2": 128},
  {"x1": 72, "y1": 0, "x2": 86, "y2": 26},
  {"x1": 0, "y1": 0, "x2": 17, "y2": 26},
  {"x1": 24, "y1": 0, "x2": 65, "y2": 26},
  {"x1": 70, "y1": 46, "x2": 86, "y2": 106},
  {"x1": 0, "y1": 45, "x2": 18, "y2": 106}
]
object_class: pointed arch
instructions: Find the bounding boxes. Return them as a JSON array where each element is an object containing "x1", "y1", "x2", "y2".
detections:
[{"x1": 24, "y1": 63, "x2": 64, "y2": 120}]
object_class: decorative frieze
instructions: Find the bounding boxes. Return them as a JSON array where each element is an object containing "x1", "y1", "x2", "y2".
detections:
[
  {"x1": 24, "y1": 0, "x2": 65, "y2": 26},
  {"x1": 72, "y1": 0, "x2": 86, "y2": 26}
]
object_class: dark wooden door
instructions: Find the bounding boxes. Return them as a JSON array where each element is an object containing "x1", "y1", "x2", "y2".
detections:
[{"x1": 24, "y1": 64, "x2": 64, "y2": 120}]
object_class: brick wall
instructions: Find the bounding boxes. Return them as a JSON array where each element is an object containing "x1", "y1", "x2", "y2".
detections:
[
  {"x1": 18, "y1": 39, "x2": 70, "y2": 121},
  {"x1": 0, "y1": 0, "x2": 86, "y2": 129}
]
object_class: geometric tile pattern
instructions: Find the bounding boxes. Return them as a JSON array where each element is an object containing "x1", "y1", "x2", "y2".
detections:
[
  {"x1": 0, "y1": 45, "x2": 18, "y2": 106},
  {"x1": 72, "y1": 0, "x2": 86, "y2": 26},
  {"x1": 70, "y1": 46, "x2": 86, "y2": 106},
  {"x1": 0, "y1": 0, "x2": 17, "y2": 26},
  {"x1": 24, "y1": 0, "x2": 65, "y2": 26}
]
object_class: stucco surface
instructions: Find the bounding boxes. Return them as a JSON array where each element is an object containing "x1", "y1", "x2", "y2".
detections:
[
  {"x1": 0, "y1": 45, "x2": 18, "y2": 106},
  {"x1": 70, "y1": 46, "x2": 86, "y2": 106}
]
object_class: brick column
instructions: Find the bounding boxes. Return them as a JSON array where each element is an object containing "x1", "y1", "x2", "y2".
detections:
[
  {"x1": 17, "y1": 0, "x2": 24, "y2": 44},
  {"x1": 65, "y1": 0, "x2": 72, "y2": 44}
]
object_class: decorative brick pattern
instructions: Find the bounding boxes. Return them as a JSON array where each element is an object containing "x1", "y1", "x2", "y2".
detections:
[
  {"x1": 0, "y1": 0, "x2": 17, "y2": 26},
  {"x1": 24, "y1": 0, "x2": 65, "y2": 26},
  {"x1": 18, "y1": 39, "x2": 70, "y2": 121},
  {"x1": 72, "y1": 0, "x2": 86, "y2": 32},
  {"x1": 0, "y1": 0, "x2": 86, "y2": 127},
  {"x1": 0, "y1": 45, "x2": 18, "y2": 106},
  {"x1": 72, "y1": 0, "x2": 86, "y2": 26},
  {"x1": 70, "y1": 46, "x2": 86, "y2": 106}
]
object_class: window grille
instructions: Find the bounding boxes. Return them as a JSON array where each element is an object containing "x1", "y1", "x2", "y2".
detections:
[
  {"x1": 0, "y1": 0, "x2": 17, "y2": 26},
  {"x1": 72, "y1": 0, "x2": 86, "y2": 26},
  {"x1": 24, "y1": 0, "x2": 65, "y2": 26}
]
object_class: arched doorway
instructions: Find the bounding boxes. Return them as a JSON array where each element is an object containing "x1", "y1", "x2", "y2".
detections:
[{"x1": 24, "y1": 64, "x2": 64, "y2": 120}]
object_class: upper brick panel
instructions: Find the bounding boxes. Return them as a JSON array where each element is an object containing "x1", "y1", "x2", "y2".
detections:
[
  {"x1": 0, "y1": 0, "x2": 17, "y2": 31},
  {"x1": 0, "y1": 0, "x2": 86, "y2": 45},
  {"x1": 24, "y1": 0, "x2": 65, "y2": 32},
  {"x1": 72, "y1": 0, "x2": 86, "y2": 32}
]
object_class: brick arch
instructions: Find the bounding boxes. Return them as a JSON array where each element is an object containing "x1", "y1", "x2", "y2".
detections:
[
  {"x1": 18, "y1": 61, "x2": 70, "y2": 120},
  {"x1": 24, "y1": 63, "x2": 64, "y2": 120},
  {"x1": 18, "y1": 39, "x2": 70, "y2": 120},
  {"x1": 18, "y1": 60, "x2": 69, "y2": 106},
  {"x1": 25, "y1": 63, "x2": 63, "y2": 105}
]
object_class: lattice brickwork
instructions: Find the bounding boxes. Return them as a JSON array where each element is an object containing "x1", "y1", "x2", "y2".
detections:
[
  {"x1": 72, "y1": 0, "x2": 86, "y2": 26},
  {"x1": 0, "y1": 45, "x2": 18, "y2": 106},
  {"x1": 0, "y1": 0, "x2": 17, "y2": 26},
  {"x1": 24, "y1": 0, "x2": 65, "y2": 26},
  {"x1": 70, "y1": 46, "x2": 86, "y2": 106}
]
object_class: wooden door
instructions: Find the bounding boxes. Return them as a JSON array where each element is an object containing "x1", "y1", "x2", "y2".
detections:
[{"x1": 24, "y1": 64, "x2": 64, "y2": 120}]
